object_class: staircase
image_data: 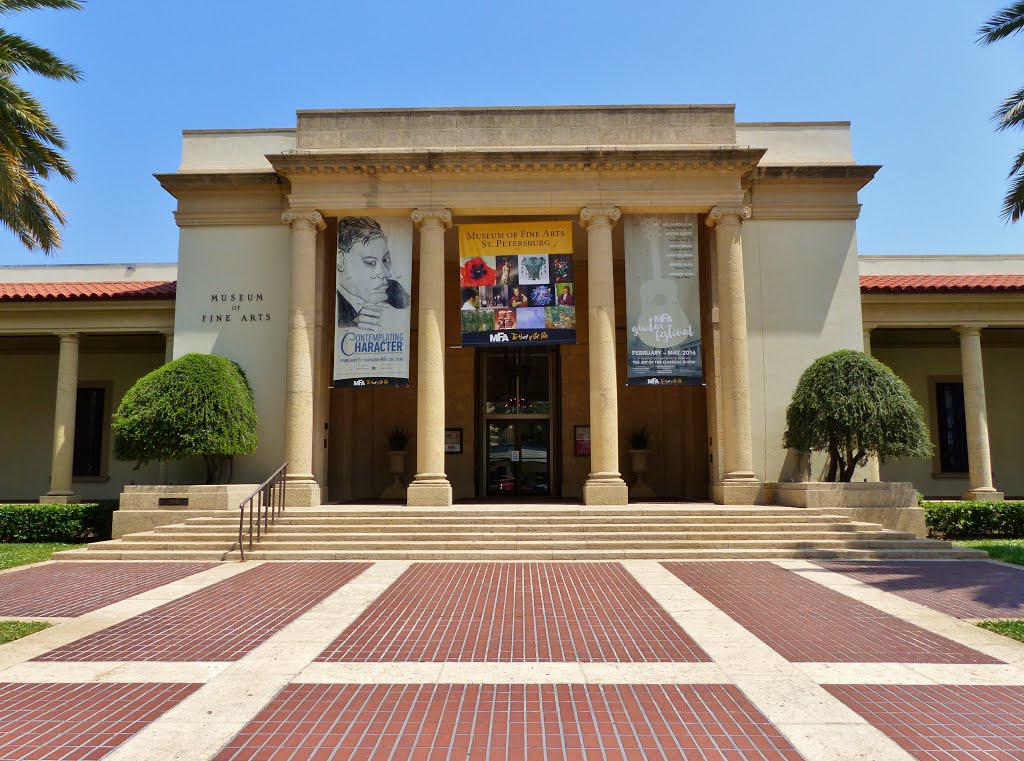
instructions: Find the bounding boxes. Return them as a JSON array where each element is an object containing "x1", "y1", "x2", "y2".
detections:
[{"x1": 53, "y1": 505, "x2": 988, "y2": 561}]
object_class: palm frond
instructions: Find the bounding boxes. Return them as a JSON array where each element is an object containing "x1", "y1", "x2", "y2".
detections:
[
  {"x1": 0, "y1": 1, "x2": 82, "y2": 14},
  {"x1": 978, "y1": 2, "x2": 1024, "y2": 43},
  {"x1": 1001, "y1": 158, "x2": 1024, "y2": 223},
  {"x1": 994, "y1": 85, "x2": 1024, "y2": 130},
  {"x1": 0, "y1": 31, "x2": 80, "y2": 80}
]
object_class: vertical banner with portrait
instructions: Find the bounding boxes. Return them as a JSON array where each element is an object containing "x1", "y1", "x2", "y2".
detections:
[
  {"x1": 333, "y1": 216, "x2": 413, "y2": 387},
  {"x1": 624, "y1": 214, "x2": 703, "y2": 385},
  {"x1": 457, "y1": 220, "x2": 576, "y2": 346}
]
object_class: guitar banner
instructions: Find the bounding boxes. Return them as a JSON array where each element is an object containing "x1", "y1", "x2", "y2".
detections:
[
  {"x1": 624, "y1": 214, "x2": 703, "y2": 386},
  {"x1": 457, "y1": 220, "x2": 577, "y2": 347}
]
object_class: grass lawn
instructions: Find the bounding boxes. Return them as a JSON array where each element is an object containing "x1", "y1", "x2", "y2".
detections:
[
  {"x1": 0, "y1": 543, "x2": 82, "y2": 571},
  {"x1": 977, "y1": 619, "x2": 1024, "y2": 644},
  {"x1": 0, "y1": 620, "x2": 50, "y2": 645},
  {"x1": 954, "y1": 539, "x2": 1024, "y2": 567}
]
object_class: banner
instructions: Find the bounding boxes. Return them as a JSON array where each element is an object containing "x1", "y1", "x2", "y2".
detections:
[
  {"x1": 624, "y1": 214, "x2": 703, "y2": 385},
  {"x1": 333, "y1": 216, "x2": 412, "y2": 387},
  {"x1": 458, "y1": 220, "x2": 577, "y2": 346}
]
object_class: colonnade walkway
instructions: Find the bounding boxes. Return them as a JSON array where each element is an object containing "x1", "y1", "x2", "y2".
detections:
[{"x1": 0, "y1": 557, "x2": 1022, "y2": 759}]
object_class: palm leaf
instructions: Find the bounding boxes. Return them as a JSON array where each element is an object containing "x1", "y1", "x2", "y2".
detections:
[
  {"x1": 979, "y1": 2, "x2": 1024, "y2": 43},
  {"x1": 0, "y1": 1, "x2": 82, "y2": 14},
  {"x1": 1002, "y1": 154, "x2": 1024, "y2": 222},
  {"x1": 994, "y1": 85, "x2": 1024, "y2": 130},
  {"x1": 0, "y1": 31, "x2": 80, "y2": 80}
]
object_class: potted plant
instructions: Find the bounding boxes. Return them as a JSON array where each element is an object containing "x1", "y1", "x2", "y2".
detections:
[
  {"x1": 381, "y1": 426, "x2": 412, "y2": 499},
  {"x1": 775, "y1": 350, "x2": 933, "y2": 523},
  {"x1": 627, "y1": 425, "x2": 655, "y2": 500}
]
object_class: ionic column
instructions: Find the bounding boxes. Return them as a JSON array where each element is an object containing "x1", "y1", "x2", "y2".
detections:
[
  {"x1": 41, "y1": 333, "x2": 80, "y2": 504},
  {"x1": 862, "y1": 324, "x2": 880, "y2": 482},
  {"x1": 706, "y1": 206, "x2": 758, "y2": 503},
  {"x1": 282, "y1": 209, "x2": 325, "y2": 506},
  {"x1": 158, "y1": 330, "x2": 174, "y2": 485},
  {"x1": 407, "y1": 208, "x2": 453, "y2": 507},
  {"x1": 956, "y1": 325, "x2": 1003, "y2": 500},
  {"x1": 580, "y1": 206, "x2": 628, "y2": 505}
]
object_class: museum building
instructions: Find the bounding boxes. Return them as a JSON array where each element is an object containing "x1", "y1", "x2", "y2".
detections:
[{"x1": 1, "y1": 105, "x2": 1022, "y2": 508}]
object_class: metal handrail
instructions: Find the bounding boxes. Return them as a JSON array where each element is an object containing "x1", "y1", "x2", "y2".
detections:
[{"x1": 237, "y1": 463, "x2": 287, "y2": 561}]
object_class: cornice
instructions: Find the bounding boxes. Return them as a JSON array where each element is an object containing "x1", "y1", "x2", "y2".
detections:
[
  {"x1": 747, "y1": 164, "x2": 881, "y2": 190},
  {"x1": 173, "y1": 209, "x2": 285, "y2": 227},
  {"x1": 266, "y1": 146, "x2": 767, "y2": 177}
]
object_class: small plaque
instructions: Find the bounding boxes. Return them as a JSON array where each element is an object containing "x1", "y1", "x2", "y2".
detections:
[
  {"x1": 158, "y1": 497, "x2": 189, "y2": 507},
  {"x1": 574, "y1": 425, "x2": 591, "y2": 456},
  {"x1": 445, "y1": 428, "x2": 463, "y2": 454}
]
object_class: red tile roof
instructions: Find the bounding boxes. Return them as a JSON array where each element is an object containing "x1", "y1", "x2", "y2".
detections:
[
  {"x1": 861, "y1": 274, "x2": 1024, "y2": 294},
  {"x1": 0, "y1": 281, "x2": 176, "y2": 302}
]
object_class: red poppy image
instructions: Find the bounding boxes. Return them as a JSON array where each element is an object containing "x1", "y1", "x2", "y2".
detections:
[{"x1": 460, "y1": 256, "x2": 496, "y2": 286}]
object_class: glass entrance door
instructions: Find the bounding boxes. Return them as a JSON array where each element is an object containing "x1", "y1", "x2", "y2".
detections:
[{"x1": 479, "y1": 348, "x2": 558, "y2": 499}]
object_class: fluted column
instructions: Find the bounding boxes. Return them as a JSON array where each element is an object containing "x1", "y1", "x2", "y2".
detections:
[
  {"x1": 282, "y1": 209, "x2": 325, "y2": 506},
  {"x1": 158, "y1": 330, "x2": 174, "y2": 485},
  {"x1": 707, "y1": 206, "x2": 759, "y2": 504},
  {"x1": 41, "y1": 333, "x2": 80, "y2": 504},
  {"x1": 956, "y1": 325, "x2": 1003, "y2": 500},
  {"x1": 407, "y1": 208, "x2": 453, "y2": 507},
  {"x1": 861, "y1": 324, "x2": 880, "y2": 482},
  {"x1": 580, "y1": 206, "x2": 628, "y2": 505}
]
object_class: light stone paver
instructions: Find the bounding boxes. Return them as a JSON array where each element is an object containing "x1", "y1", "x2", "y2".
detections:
[
  {"x1": 797, "y1": 661, "x2": 1024, "y2": 685},
  {"x1": 0, "y1": 562, "x2": 255, "y2": 671},
  {"x1": 624, "y1": 560, "x2": 915, "y2": 761},
  {"x1": 100, "y1": 561, "x2": 408, "y2": 761},
  {"x1": 776, "y1": 559, "x2": 1024, "y2": 669}
]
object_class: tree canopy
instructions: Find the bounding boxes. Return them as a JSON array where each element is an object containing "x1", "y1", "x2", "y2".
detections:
[
  {"x1": 112, "y1": 353, "x2": 258, "y2": 484},
  {"x1": 0, "y1": 0, "x2": 82, "y2": 253},
  {"x1": 979, "y1": 3, "x2": 1024, "y2": 222},
  {"x1": 783, "y1": 350, "x2": 932, "y2": 482}
]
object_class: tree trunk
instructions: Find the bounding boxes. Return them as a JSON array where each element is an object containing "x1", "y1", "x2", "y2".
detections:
[{"x1": 826, "y1": 446, "x2": 840, "y2": 482}]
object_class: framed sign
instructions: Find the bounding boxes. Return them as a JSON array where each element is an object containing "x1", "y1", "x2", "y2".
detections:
[
  {"x1": 444, "y1": 428, "x2": 463, "y2": 454},
  {"x1": 574, "y1": 425, "x2": 591, "y2": 456}
]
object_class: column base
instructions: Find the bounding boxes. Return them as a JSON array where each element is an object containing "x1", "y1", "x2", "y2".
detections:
[
  {"x1": 712, "y1": 480, "x2": 763, "y2": 506},
  {"x1": 961, "y1": 488, "x2": 1004, "y2": 502},
  {"x1": 584, "y1": 477, "x2": 629, "y2": 506},
  {"x1": 39, "y1": 493, "x2": 79, "y2": 505},
  {"x1": 284, "y1": 479, "x2": 323, "y2": 507},
  {"x1": 407, "y1": 477, "x2": 452, "y2": 507}
]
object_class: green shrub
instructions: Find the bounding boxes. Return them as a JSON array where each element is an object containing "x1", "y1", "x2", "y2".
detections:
[
  {"x1": 0, "y1": 503, "x2": 115, "y2": 543},
  {"x1": 923, "y1": 500, "x2": 1024, "y2": 539},
  {"x1": 784, "y1": 350, "x2": 933, "y2": 481},
  {"x1": 112, "y1": 353, "x2": 258, "y2": 484}
]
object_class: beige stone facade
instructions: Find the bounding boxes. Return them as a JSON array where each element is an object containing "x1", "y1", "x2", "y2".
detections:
[{"x1": 2, "y1": 105, "x2": 1020, "y2": 506}]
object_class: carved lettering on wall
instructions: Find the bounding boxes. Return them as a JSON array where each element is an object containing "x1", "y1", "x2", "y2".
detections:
[{"x1": 200, "y1": 292, "x2": 271, "y2": 324}]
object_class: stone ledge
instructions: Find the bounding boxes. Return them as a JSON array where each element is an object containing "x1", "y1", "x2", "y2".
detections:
[
  {"x1": 120, "y1": 484, "x2": 260, "y2": 511},
  {"x1": 770, "y1": 481, "x2": 918, "y2": 509}
]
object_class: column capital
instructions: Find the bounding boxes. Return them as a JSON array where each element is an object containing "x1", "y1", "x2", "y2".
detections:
[
  {"x1": 55, "y1": 332, "x2": 80, "y2": 344},
  {"x1": 955, "y1": 324, "x2": 987, "y2": 337},
  {"x1": 411, "y1": 208, "x2": 452, "y2": 230},
  {"x1": 281, "y1": 209, "x2": 326, "y2": 231},
  {"x1": 705, "y1": 206, "x2": 751, "y2": 227},
  {"x1": 578, "y1": 206, "x2": 621, "y2": 228}
]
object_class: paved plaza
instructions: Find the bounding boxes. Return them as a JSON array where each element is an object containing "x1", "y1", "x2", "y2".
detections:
[{"x1": 0, "y1": 559, "x2": 1022, "y2": 760}]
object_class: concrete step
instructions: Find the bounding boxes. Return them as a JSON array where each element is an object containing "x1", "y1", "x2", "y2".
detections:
[
  {"x1": 183, "y1": 515, "x2": 859, "y2": 529},
  {"x1": 51, "y1": 548, "x2": 232, "y2": 561}
]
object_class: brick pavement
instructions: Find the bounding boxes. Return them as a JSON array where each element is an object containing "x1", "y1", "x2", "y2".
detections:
[
  {"x1": 818, "y1": 560, "x2": 1024, "y2": 620},
  {"x1": 0, "y1": 562, "x2": 215, "y2": 618},
  {"x1": 0, "y1": 558, "x2": 1022, "y2": 761}
]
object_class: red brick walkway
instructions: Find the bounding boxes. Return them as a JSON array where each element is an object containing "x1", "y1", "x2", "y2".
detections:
[
  {"x1": 818, "y1": 560, "x2": 1024, "y2": 620},
  {"x1": 35, "y1": 562, "x2": 369, "y2": 662},
  {"x1": 825, "y1": 684, "x2": 1024, "y2": 760},
  {"x1": 663, "y1": 561, "x2": 999, "y2": 663},
  {"x1": 0, "y1": 562, "x2": 215, "y2": 618},
  {"x1": 215, "y1": 683, "x2": 802, "y2": 761},
  {"x1": 0, "y1": 682, "x2": 198, "y2": 760},
  {"x1": 317, "y1": 562, "x2": 709, "y2": 663}
]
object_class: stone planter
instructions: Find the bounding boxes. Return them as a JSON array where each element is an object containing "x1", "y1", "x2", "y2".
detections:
[
  {"x1": 381, "y1": 450, "x2": 408, "y2": 500},
  {"x1": 114, "y1": 483, "x2": 260, "y2": 538},
  {"x1": 628, "y1": 449, "x2": 656, "y2": 500},
  {"x1": 769, "y1": 481, "x2": 926, "y2": 536}
]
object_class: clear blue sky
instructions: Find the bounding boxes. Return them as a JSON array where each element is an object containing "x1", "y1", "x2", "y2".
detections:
[{"x1": 3, "y1": 0, "x2": 1024, "y2": 266}]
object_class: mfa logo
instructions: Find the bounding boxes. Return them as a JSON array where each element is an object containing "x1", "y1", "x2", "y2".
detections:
[
  {"x1": 489, "y1": 332, "x2": 510, "y2": 343},
  {"x1": 647, "y1": 378, "x2": 660, "y2": 385}
]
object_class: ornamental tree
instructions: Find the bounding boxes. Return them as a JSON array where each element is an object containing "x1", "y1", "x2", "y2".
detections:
[
  {"x1": 112, "y1": 353, "x2": 258, "y2": 484},
  {"x1": 783, "y1": 350, "x2": 932, "y2": 482}
]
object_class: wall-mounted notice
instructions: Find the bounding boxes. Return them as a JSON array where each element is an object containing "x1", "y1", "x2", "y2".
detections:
[
  {"x1": 458, "y1": 220, "x2": 577, "y2": 346},
  {"x1": 624, "y1": 214, "x2": 703, "y2": 386},
  {"x1": 333, "y1": 216, "x2": 413, "y2": 387}
]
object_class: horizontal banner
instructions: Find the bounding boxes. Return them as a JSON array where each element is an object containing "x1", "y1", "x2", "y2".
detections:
[{"x1": 458, "y1": 220, "x2": 573, "y2": 258}]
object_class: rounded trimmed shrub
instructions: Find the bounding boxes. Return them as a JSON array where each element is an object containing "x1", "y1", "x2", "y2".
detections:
[
  {"x1": 783, "y1": 349, "x2": 932, "y2": 482},
  {"x1": 112, "y1": 353, "x2": 258, "y2": 483}
]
